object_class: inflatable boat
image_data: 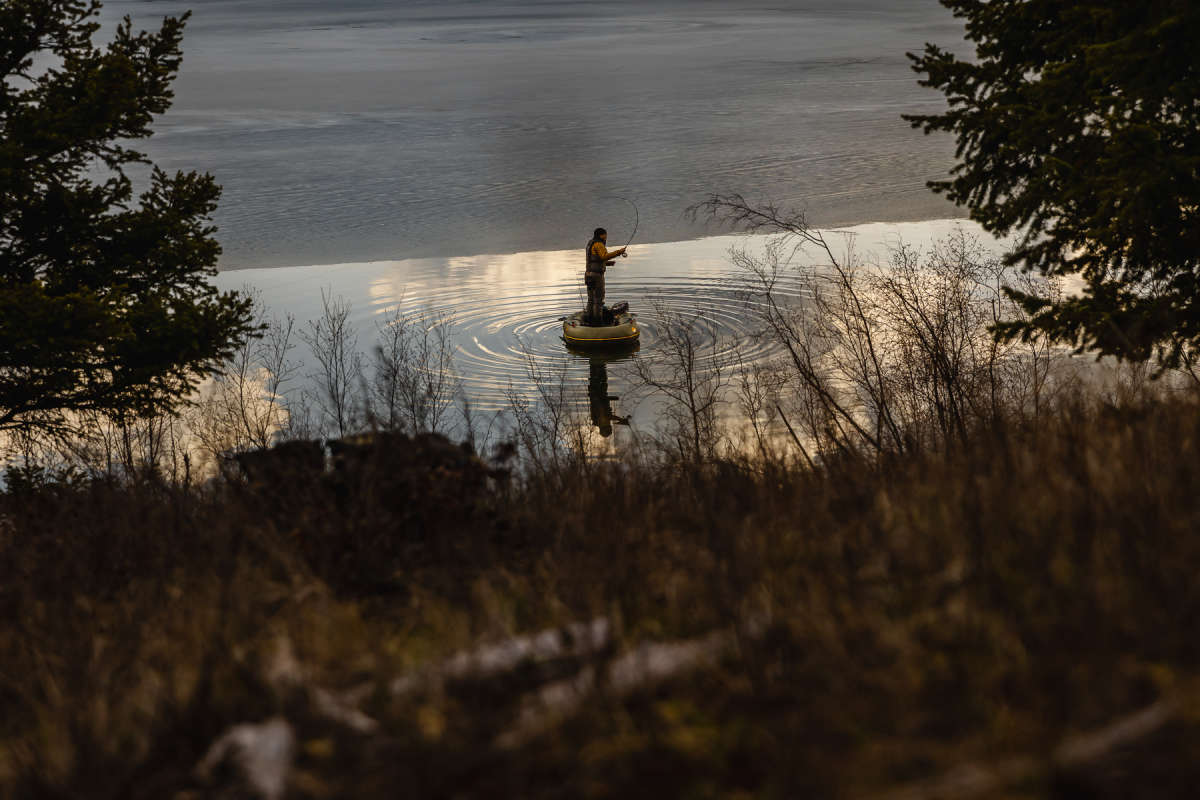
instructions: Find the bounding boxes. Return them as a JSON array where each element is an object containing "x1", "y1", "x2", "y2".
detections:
[{"x1": 562, "y1": 302, "x2": 639, "y2": 346}]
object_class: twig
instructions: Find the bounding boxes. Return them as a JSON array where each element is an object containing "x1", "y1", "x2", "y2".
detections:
[{"x1": 776, "y1": 403, "x2": 816, "y2": 471}]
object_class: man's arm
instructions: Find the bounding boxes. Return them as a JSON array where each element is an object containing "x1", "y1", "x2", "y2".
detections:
[{"x1": 595, "y1": 244, "x2": 627, "y2": 262}]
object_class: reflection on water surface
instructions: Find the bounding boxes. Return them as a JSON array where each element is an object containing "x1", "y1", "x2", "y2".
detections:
[{"x1": 213, "y1": 220, "x2": 999, "y2": 438}]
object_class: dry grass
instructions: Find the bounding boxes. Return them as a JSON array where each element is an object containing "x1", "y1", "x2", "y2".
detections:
[{"x1": 3, "y1": 385, "x2": 1200, "y2": 798}]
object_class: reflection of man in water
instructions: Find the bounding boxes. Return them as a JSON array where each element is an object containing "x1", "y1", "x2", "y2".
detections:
[
  {"x1": 584, "y1": 227, "x2": 627, "y2": 324},
  {"x1": 589, "y1": 358, "x2": 630, "y2": 437}
]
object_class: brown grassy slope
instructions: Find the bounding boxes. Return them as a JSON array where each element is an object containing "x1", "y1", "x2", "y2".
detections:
[{"x1": 3, "y1": 393, "x2": 1200, "y2": 798}]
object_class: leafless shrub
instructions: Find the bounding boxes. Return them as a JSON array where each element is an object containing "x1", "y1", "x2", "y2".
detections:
[
  {"x1": 191, "y1": 291, "x2": 299, "y2": 467},
  {"x1": 456, "y1": 396, "x2": 494, "y2": 455},
  {"x1": 367, "y1": 305, "x2": 413, "y2": 432},
  {"x1": 699, "y1": 193, "x2": 1069, "y2": 459},
  {"x1": 730, "y1": 234, "x2": 895, "y2": 460},
  {"x1": 632, "y1": 302, "x2": 731, "y2": 463},
  {"x1": 866, "y1": 231, "x2": 1066, "y2": 445},
  {"x1": 397, "y1": 309, "x2": 461, "y2": 435},
  {"x1": 300, "y1": 289, "x2": 364, "y2": 439},
  {"x1": 733, "y1": 353, "x2": 788, "y2": 465},
  {"x1": 506, "y1": 342, "x2": 584, "y2": 475},
  {"x1": 16, "y1": 406, "x2": 196, "y2": 484}
]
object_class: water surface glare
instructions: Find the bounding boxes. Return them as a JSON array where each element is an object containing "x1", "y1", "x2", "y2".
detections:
[{"x1": 213, "y1": 220, "x2": 997, "y2": 435}]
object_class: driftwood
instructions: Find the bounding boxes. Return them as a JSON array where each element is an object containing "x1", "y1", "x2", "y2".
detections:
[
  {"x1": 193, "y1": 638, "x2": 378, "y2": 797},
  {"x1": 389, "y1": 617, "x2": 613, "y2": 696},
  {"x1": 265, "y1": 635, "x2": 381, "y2": 734},
  {"x1": 195, "y1": 717, "x2": 295, "y2": 800},
  {"x1": 864, "y1": 688, "x2": 1195, "y2": 800},
  {"x1": 192, "y1": 620, "x2": 1194, "y2": 797},
  {"x1": 497, "y1": 629, "x2": 737, "y2": 748}
]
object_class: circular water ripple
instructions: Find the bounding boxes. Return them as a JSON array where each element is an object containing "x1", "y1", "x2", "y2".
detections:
[{"x1": 368, "y1": 263, "x2": 810, "y2": 414}]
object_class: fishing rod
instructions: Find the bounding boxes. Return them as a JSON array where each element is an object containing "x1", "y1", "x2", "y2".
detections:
[
  {"x1": 606, "y1": 194, "x2": 640, "y2": 250},
  {"x1": 573, "y1": 195, "x2": 640, "y2": 307}
]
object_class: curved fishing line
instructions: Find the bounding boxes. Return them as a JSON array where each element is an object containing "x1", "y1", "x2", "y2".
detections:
[{"x1": 602, "y1": 194, "x2": 640, "y2": 248}]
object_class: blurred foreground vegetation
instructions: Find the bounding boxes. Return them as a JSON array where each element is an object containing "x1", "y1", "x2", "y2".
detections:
[{"x1": 4, "y1": 379, "x2": 1200, "y2": 798}]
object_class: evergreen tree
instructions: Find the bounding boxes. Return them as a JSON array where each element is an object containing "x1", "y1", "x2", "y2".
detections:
[
  {"x1": 907, "y1": 1, "x2": 1200, "y2": 366},
  {"x1": 0, "y1": 0, "x2": 254, "y2": 433}
]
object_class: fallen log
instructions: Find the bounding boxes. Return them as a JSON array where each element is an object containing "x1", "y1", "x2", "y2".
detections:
[{"x1": 864, "y1": 686, "x2": 1196, "y2": 800}]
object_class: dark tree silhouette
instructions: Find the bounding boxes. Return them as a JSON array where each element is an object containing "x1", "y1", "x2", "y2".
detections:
[
  {"x1": 906, "y1": 1, "x2": 1200, "y2": 367},
  {"x1": 0, "y1": 0, "x2": 254, "y2": 433}
]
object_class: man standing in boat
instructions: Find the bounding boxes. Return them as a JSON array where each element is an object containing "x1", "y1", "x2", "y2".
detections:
[{"x1": 585, "y1": 227, "x2": 627, "y2": 324}]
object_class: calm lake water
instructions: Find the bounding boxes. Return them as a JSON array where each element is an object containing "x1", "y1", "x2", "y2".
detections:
[
  {"x1": 101, "y1": 0, "x2": 966, "y2": 268},
  {"x1": 94, "y1": 1, "x2": 984, "y2": 442},
  {"x1": 212, "y1": 220, "x2": 1002, "y2": 442}
]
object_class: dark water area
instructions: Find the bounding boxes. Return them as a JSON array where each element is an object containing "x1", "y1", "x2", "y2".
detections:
[{"x1": 102, "y1": 0, "x2": 966, "y2": 269}]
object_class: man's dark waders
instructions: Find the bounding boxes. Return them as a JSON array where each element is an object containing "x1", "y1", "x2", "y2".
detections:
[{"x1": 584, "y1": 236, "x2": 607, "y2": 323}]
